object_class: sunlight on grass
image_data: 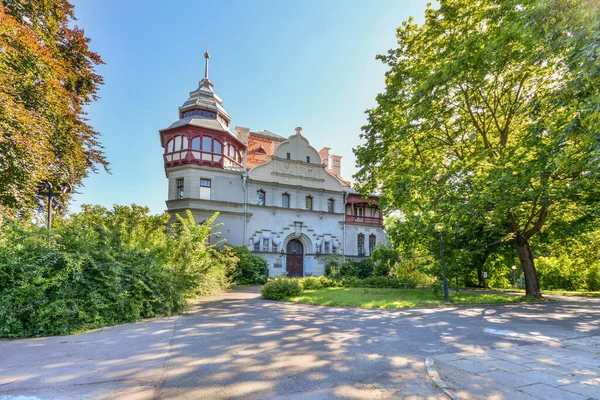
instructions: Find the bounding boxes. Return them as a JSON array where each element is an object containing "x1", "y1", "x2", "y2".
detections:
[{"x1": 286, "y1": 287, "x2": 539, "y2": 309}]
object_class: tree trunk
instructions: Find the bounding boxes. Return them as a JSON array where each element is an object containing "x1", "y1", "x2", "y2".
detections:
[{"x1": 514, "y1": 234, "x2": 542, "y2": 298}]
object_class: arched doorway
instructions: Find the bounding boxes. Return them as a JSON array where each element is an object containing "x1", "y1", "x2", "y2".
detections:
[{"x1": 286, "y1": 239, "x2": 304, "y2": 277}]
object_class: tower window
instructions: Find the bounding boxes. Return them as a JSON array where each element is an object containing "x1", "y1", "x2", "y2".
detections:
[
  {"x1": 200, "y1": 178, "x2": 211, "y2": 200},
  {"x1": 257, "y1": 190, "x2": 266, "y2": 206},
  {"x1": 286, "y1": 153, "x2": 291, "y2": 160},
  {"x1": 214, "y1": 140, "x2": 222, "y2": 154},
  {"x1": 202, "y1": 137, "x2": 212, "y2": 151},
  {"x1": 191, "y1": 137, "x2": 201, "y2": 151},
  {"x1": 176, "y1": 178, "x2": 184, "y2": 199},
  {"x1": 305, "y1": 195, "x2": 313, "y2": 210},
  {"x1": 282, "y1": 193, "x2": 290, "y2": 208},
  {"x1": 327, "y1": 198, "x2": 334, "y2": 213}
]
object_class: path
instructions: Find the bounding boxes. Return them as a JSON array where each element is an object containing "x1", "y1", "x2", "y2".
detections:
[{"x1": 1, "y1": 287, "x2": 599, "y2": 399}]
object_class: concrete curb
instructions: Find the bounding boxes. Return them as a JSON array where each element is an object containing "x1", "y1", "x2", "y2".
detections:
[{"x1": 425, "y1": 358, "x2": 457, "y2": 400}]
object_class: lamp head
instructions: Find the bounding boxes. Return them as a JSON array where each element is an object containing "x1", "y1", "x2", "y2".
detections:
[{"x1": 434, "y1": 223, "x2": 444, "y2": 233}]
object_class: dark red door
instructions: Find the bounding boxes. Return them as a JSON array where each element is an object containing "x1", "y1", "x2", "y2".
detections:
[
  {"x1": 286, "y1": 239, "x2": 304, "y2": 277},
  {"x1": 287, "y1": 254, "x2": 304, "y2": 277}
]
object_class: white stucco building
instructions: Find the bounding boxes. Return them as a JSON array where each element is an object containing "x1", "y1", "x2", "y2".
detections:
[{"x1": 159, "y1": 51, "x2": 387, "y2": 277}]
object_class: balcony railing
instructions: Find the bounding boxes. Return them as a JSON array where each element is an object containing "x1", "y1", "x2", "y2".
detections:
[
  {"x1": 163, "y1": 150, "x2": 242, "y2": 169},
  {"x1": 345, "y1": 215, "x2": 382, "y2": 225}
]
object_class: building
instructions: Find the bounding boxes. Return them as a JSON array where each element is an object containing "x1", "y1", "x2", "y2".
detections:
[{"x1": 159, "y1": 51, "x2": 387, "y2": 277}]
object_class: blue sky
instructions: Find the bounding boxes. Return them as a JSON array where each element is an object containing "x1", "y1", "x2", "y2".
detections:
[{"x1": 70, "y1": 0, "x2": 429, "y2": 214}]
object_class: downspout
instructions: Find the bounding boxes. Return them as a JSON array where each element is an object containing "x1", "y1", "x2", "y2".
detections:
[
  {"x1": 242, "y1": 171, "x2": 248, "y2": 247},
  {"x1": 342, "y1": 191, "x2": 347, "y2": 262}
]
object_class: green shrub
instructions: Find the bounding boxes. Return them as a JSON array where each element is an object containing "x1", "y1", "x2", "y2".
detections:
[
  {"x1": 261, "y1": 277, "x2": 303, "y2": 300},
  {"x1": 0, "y1": 206, "x2": 237, "y2": 338},
  {"x1": 318, "y1": 276, "x2": 337, "y2": 288},
  {"x1": 301, "y1": 276, "x2": 323, "y2": 290},
  {"x1": 230, "y1": 246, "x2": 268, "y2": 285},
  {"x1": 587, "y1": 264, "x2": 600, "y2": 291},
  {"x1": 395, "y1": 262, "x2": 434, "y2": 288},
  {"x1": 324, "y1": 255, "x2": 343, "y2": 278},
  {"x1": 536, "y1": 255, "x2": 587, "y2": 291},
  {"x1": 371, "y1": 244, "x2": 399, "y2": 277}
]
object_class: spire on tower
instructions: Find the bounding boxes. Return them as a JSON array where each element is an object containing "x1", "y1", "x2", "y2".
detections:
[{"x1": 204, "y1": 41, "x2": 210, "y2": 80}]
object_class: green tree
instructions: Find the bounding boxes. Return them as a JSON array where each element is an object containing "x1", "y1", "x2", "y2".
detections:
[
  {"x1": 354, "y1": 0, "x2": 599, "y2": 298},
  {"x1": 0, "y1": 1, "x2": 107, "y2": 217}
]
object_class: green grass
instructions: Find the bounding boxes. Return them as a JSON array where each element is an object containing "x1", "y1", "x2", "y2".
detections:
[
  {"x1": 490, "y1": 288, "x2": 600, "y2": 297},
  {"x1": 285, "y1": 287, "x2": 540, "y2": 309}
]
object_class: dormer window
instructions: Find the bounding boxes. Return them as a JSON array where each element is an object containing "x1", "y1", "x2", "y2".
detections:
[
  {"x1": 306, "y1": 156, "x2": 310, "y2": 163},
  {"x1": 286, "y1": 153, "x2": 291, "y2": 160}
]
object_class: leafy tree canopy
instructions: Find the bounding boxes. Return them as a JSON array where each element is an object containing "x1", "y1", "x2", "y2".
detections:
[
  {"x1": 354, "y1": 0, "x2": 600, "y2": 298},
  {"x1": 0, "y1": 0, "x2": 107, "y2": 217}
]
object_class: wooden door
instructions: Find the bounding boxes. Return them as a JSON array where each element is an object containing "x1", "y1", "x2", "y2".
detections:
[{"x1": 286, "y1": 239, "x2": 304, "y2": 277}]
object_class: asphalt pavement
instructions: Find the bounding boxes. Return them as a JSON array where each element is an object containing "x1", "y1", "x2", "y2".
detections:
[{"x1": 0, "y1": 287, "x2": 599, "y2": 399}]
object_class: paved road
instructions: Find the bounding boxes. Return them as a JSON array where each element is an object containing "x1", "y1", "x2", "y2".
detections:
[{"x1": 1, "y1": 288, "x2": 599, "y2": 399}]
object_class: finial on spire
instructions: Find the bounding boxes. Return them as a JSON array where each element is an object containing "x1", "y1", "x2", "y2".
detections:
[{"x1": 204, "y1": 41, "x2": 210, "y2": 80}]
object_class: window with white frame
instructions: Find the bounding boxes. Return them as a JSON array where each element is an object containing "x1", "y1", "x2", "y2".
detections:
[
  {"x1": 200, "y1": 178, "x2": 211, "y2": 200},
  {"x1": 253, "y1": 241, "x2": 260, "y2": 251},
  {"x1": 262, "y1": 238, "x2": 269, "y2": 252},
  {"x1": 324, "y1": 241, "x2": 330, "y2": 254}
]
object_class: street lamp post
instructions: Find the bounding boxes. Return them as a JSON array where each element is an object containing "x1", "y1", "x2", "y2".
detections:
[
  {"x1": 435, "y1": 223, "x2": 450, "y2": 304},
  {"x1": 37, "y1": 181, "x2": 72, "y2": 246},
  {"x1": 512, "y1": 265, "x2": 517, "y2": 288}
]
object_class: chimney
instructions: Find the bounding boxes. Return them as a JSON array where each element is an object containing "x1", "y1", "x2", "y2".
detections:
[
  {"x1": 319, "y1": 147, "x2": 330, "y2": 167},
  {"x1": 235, "y1": 126, "x2": 250, "y2": 169},
  {"x1": 330, "y1": 155, "x2": 342, "y2": 177},
  {"x1": 235, "y1": 126, "x2": 250, "y2": 145}
]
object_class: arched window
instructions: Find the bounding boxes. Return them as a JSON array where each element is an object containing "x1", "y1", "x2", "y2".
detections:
[
  {"x1": 305, "y1": 195, "x2": 313, "y2": 210},
  {"x1": 191, "y1": 137, "x2": 201, "y2": 151},
  {"x1": 327, "y1": 198, "x2": 335, "y2": 213},
  {"x1": 257, "y1": 190, "x2": 266, "y2": 206},
  {"x1": 166, "y1": 139, "x2": 174, "y2": 153},
  {"x1": 174, "y1": 136, "x2": 182, "y2": 151},
  {"x1": 358, "y1": 233, "x2": 365, "y2": 256},
  {"x1": 214, "y1": 140, "x2": 222, "y2": 154},
  {"x1": 202, "y1": 137, "x2": 212, "y2": 152},
  {"x1": 282, "y1": 193, "x2": 290, "y2": 208},
  {"x1": 369, "y1": 234, "x2": 376, "y2": 255}
]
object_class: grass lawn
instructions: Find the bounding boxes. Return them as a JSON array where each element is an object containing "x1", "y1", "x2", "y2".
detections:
[{"x1": 286, "y1": 287, "x2": 540, "y2": 308}]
